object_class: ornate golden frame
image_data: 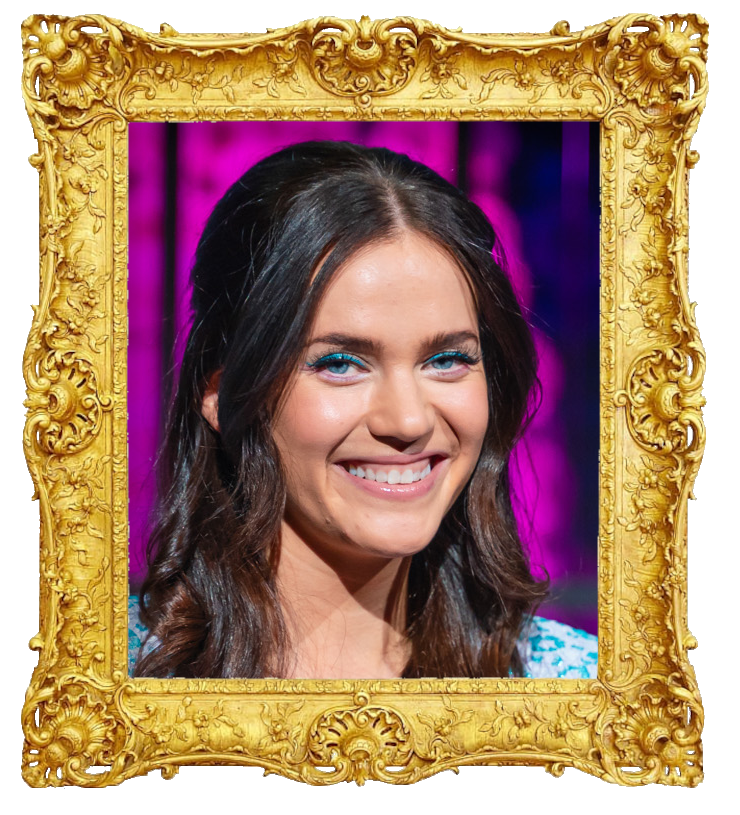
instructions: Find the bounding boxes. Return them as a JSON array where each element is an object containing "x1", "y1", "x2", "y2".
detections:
[{"x1": 20, "y1": 13, "x2": 707, "y2": 787}]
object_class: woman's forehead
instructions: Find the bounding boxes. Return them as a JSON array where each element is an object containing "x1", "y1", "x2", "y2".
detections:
[{"x1": 310, "y1": 233, "x2": 478, "y2": 336}]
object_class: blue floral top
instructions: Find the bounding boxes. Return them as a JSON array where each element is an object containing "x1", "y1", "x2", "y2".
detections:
[
  {"x1": 518, "y1": 616, "x2": 598, "y2": 679},
  {"x1": 128, "y1": 596, "x2": 597, "y2": 679}
]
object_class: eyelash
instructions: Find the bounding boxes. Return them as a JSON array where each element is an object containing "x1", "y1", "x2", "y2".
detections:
[{"x1": 305, "y1": 349, "x2": 481, "y2": 379}]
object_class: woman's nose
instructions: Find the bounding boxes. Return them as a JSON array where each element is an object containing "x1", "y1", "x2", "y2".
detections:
[{"x1": 366, "y1": 369, "x2": 435, "y2": 443}]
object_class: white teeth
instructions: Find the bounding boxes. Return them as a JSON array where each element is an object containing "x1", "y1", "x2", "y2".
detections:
[{"x1": 344, "y1": 461, "x2": 435, "y2": 484}]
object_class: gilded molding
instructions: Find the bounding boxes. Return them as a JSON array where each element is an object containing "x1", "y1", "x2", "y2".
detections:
[
  {"x1": 20, "y1": 13, "x2": 707, "y2": 787},
  {"x1": 310, "y1": 18, "x2": 419, "y2": 104}
]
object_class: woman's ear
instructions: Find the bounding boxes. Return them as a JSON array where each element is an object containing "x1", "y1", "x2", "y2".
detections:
[{"x1": 201, "y1": 370, "x2": 221, "y2": 432}]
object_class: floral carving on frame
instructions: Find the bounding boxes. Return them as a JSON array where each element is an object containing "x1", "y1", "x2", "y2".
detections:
[{"x1": 20, "y1": 13, "x2": 707, "y2": 787}]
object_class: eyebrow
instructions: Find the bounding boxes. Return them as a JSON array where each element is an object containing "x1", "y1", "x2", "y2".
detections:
[{"x1": 307, "y1": 330, "x2": 481, "y2": 357}]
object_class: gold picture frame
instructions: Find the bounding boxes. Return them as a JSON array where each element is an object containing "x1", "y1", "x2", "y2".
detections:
[{"x1": 20, "y1": 12, "x2": 707, "y2": 787}]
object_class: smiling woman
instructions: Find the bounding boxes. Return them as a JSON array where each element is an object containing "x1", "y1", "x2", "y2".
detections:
[
  {"x1": 130, "y1": 140, "x2": 597, "y2": 680},
  {"x1": 272, "y1": 238, "x2": 489, "y2": 558},
  {"x1": 265, "y1": 236, "x2": 489, "y2": 678}
]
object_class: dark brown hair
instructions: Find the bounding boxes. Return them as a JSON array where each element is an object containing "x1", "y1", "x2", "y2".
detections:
[{"x1": 135, "y1": 140, "x2": 548, "y2": 679}]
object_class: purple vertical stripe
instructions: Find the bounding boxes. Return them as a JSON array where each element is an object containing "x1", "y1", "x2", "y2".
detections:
[
  {"x1": 465, "y1": 123, "x2": 572, "y2": 584},
  {"x1": 128, "y1": 122, "x2": 166, "y2": 581}
]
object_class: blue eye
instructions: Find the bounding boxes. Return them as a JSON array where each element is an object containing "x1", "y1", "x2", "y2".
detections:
[
  {"x1": 307, "y1": 352, "x2": 366, "y2": 376},
  {"x1": 325, "y1": 358, "x2": 351, "y2": 375},
  {"x1": 427, "y1": 351, "x2": 478, "y2": 370},
  {"x1": 431, "y1": 355, "x2": 456, "y2": 370}
]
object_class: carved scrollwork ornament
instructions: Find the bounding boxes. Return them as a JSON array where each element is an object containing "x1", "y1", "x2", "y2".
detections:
[
  {"x1": 306, "y1": 692, "x2": 420, "y2": 784},
  {"x1": 309, "y1": 16, "x2": 419, "y2": 107},
  {"x1": 600, "y1": 683, "x2": 703, "y2": 786},
  {"x1": 22, "y1": 676, "x2": 128, "y2": 787},
  {"x1": 612, "y1": 15, "x2": 708, "y2": 111},
  {"x1": 22, "y1": 16, "x2": 129, "y2": 118},
  {"x1": 617, "y1": 348, "x2": 705, "y2": 455},
  {"x1": 25, "y1": 350, "x2": 109, "y2": 455},
  {"x1": 20, "y1": 13, "x2": 707, "y2": 788}
]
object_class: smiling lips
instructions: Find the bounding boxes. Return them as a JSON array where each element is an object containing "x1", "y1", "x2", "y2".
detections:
[
  {"x1": 345, "y1": 457, "x2": 433, "y2": 484},
  {"x1": 336, "y1": 455, "x2": 445, "y2": 497}
]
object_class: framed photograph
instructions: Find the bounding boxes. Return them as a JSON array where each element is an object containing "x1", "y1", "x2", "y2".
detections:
[
  {"x1": 127, "y1": 118, "x2": 601, "y2": 644},
  {"x1": 20, "y1": 10, "x2": 707, "y2": 787}
]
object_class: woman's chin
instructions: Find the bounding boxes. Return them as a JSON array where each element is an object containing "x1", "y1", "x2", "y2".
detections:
[
  {"x1": 342, "y1": 530, "x2": 436, "y2": 561},
  {"x1": 281, "y1": 513, "x2": 436, "y2": 564}
]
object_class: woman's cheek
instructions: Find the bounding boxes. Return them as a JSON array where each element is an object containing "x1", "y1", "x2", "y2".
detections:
[
  {"x1": 439, "y1": 377, "x2": 490, "y2": 441},
  {"x1": 287, "y1": 382, "x2": 366, "y2": 451}
]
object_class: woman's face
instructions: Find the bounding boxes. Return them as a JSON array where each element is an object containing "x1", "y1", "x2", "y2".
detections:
[{"x1": 273, "y1": 231, "x2": 489, "y2": 564}]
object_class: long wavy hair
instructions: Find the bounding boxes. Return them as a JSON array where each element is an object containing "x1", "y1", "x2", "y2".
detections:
[{"x1": 135, "y1": 140, "x2": 548, "y2": 679}]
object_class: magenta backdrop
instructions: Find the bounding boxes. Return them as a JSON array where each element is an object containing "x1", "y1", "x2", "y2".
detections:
[{"x1": 128, "y1": 121, "x2": 599, "y2": 633}]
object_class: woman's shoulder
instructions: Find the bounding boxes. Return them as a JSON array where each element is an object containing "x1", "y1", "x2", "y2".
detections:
[
  {"x1": 519, "y1": 616, "x2": 598, "y2": 679},
  {"x1": 128, "y1": 594, "x2": 155, "y2": 675}
]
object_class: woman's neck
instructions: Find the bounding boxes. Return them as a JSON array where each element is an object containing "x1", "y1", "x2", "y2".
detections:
[{"x1": 276, "y1": 523, "x2": 411, "y2": 679}]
